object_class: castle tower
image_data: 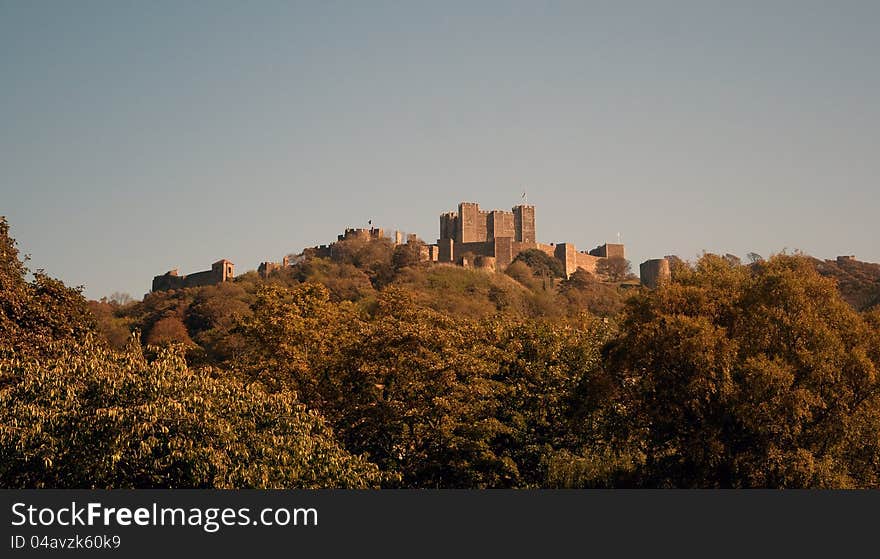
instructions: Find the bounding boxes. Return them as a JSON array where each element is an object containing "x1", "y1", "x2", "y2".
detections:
[
  {"x1": 513, "y1": 205, "x2": 536, "y2": 243},
  {"x1": 488, "y1": 209, "x2": 515, "y2": 240},
  {"x1": 457, "y1": 202, "x2": 487, "y2": 243},
  {"x1": 212, "y1": 259, "x2": 235, "y2": 282},
  {"x1": 440, "y1": 212, "x2": 458, "y2": 241},
  {"x1": 640, "y1": 258, "x2": 670, "y2": 289}
]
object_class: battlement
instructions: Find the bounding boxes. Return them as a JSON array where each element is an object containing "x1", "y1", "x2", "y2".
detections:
[
  {"x1": 339, "y1": 227, "x2": 385, "y2": 242},
  {"x1": 258, "y1": 255, "x2": 290, "y2": 279},
  {"x1": 152, "y1": 259, "x2": 234, "y2": 292},
  {"x1": 439, "y1": 202, "x2": 535, "y2": 244}
]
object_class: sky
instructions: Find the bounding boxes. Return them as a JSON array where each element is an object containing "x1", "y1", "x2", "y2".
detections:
[{"x1": 1, "y1": 0, "x2": 878, "y2": 299}]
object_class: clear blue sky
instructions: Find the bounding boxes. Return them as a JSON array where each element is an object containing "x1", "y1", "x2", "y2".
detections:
[{"x1": 2, "y1": 0, "x2": 878, "y2": 299}]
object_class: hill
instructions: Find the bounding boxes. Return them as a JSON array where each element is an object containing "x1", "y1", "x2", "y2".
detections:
[{"x1": 813, "y1": 256, "x2": 880, "y2": 311}]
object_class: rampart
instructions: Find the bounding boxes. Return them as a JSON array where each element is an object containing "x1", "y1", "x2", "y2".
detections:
[{"x1": 152, "y1": 259, "x2": 234, "y2": 292}]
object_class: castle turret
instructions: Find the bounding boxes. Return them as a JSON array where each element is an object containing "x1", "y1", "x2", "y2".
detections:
[{"x1": 640, "y1": 258, "x2": 670, "y2": 289}]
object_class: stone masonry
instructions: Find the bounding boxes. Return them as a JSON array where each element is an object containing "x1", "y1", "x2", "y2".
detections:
[
  {"x1": 152, "y1": 259, "x2": 234, "y2": 292},
  {"x1": 432, "y1": 202, "x2": 623, "y2": 277}
]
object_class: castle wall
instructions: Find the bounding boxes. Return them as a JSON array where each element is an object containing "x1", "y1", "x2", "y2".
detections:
[
  {"x1": 258, "y1": 261, "x2": 282, "y2": 278},
  {"x1": 640, "y1": 258, "x2": 671, "y2": 289},
  {"x1": 575, "y1": 252, "x2": 600, "y2": 274},
  {"x1": 339, "y1": 228, "x2": 384, "y2": 242},
  {"x1": 554, "y1": 243, "x2": 578, "y2": 277},
  {"x1": 152, "y1": 272, "x2": 184, "y2": 292},
  {"x1": 152, "y1": 259, "x2": 234, "y2": 292},
  {"x1": 456, "y1": 241, "x2": 496, "y2": 260},
  {"x1": 312, "y1": 245, "x2": 332, "y2": 258},
  {"x1": 183, "y1": 269, "x2": 221, "y2": 288},
  {"x1": 494, "y1": 237, "x2": 515, "y2": 269},
  {"x1": 589, "y1": 243, "x2": 625, "y2": 259},
  {"x1": 437, "y1": 238, "x2": 454, "y2": 263},
  {"x1": 533, "y1": 243, "x2": 555, "y2": 257}
]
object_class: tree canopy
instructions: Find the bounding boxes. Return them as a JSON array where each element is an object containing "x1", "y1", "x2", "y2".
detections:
[
  {"x1": 3, "y1": 215, "x2": 880, "y2": 489},
  {"x1": 602, "y1": 254, "x2": 880, "y2": 488}
]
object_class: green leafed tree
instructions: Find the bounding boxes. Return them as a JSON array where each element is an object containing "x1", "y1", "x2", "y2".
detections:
[
  {"x1": 0, "y1": 217, "x2": 95, "y2": 357},
  {"x1": 0, "y1": 336, "x2": 384, "y2": 488}
]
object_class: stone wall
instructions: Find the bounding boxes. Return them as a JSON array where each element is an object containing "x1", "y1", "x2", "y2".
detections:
[
  {"x1": 339, "y1": 227, "x2": 384, "y2": 242},
  {"x1": 513, "y1": 205, "x2": 536, "y2": 243},
  {"x1": 589, "y1": 243, "x2": 625, "y2": 259},
  {"x1": 258, "y1": 260, "x2": 282, "y2": 278},
  {"x1": 152, "y1": 259, "x2": 234, "y2": 292},
  {"x1": 575, "y1": 252, "x2": 601, "y2": 274},
  {"x1": 640, "y1": 258, "x2": 671, "y2": 289},
  {"x1": 457, "y1": 202, "x2": 487, "y2": 243},
  {"x1": 441, "y1": 202, "x2": 535, "y2": 245},
  {"x1": 488, "y1": 210, "x2": 515, "y2": 240},
  {"x1": 440, "y1": 212, "x2": 458, "y2": 241},
  {"x1": 554, "y1": 243, "x2": 578, "y2": 276}
]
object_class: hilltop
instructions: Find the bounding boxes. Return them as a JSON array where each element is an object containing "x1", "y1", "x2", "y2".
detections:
[
  {"x1": 814, "y1": 256, "x2": 880, "y2": 311},
  {"x1": 93, "y1": 235, "x2": 633, "y2": 361}
]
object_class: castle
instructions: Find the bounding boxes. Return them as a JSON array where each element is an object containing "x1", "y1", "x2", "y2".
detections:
[
  {"x1": 151, "y1": 200, "x2": 676, "y2": 292},
  {"x1": 429, "y1": 202, "x2": 624, "y2": 276},
  {"x1": 281, "y1": 201, "x2": 627, "y2": 278}
]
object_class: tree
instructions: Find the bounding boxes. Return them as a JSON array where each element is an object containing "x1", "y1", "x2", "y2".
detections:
[
  {"x1": 0, "y1": 336, "x2": 384, "y2": 488},
  {"x1": 595, "y1": 256, "x2": 632, "y2": 282},
  {"x1": 145, "y1": 316, "x2": 194, "y2": 347},
  {"x1": 505, "y1": 260, "x2": 539, "y2": 290},
  {"x1": 558, "y1": 269, "x2": 624, "y2": 317},
  {"x1": 603, "y1": 254, "x2": 880, "y2": 488},
  {"x1": 511, "y1": 249, "x2": 565, "y2": 280},
  {"x1": 0, "y1": 216, "x2": 95, "y2": 356},
  {"x1": 392, "y1": 240, "x2": 425, "y2": 271}
]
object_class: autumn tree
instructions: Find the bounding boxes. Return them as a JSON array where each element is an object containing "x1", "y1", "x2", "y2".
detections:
[
  {"x1": 603, "y1": 254, "x2": 880, "y2": 488},
  {"x1": 595, "y1": 256, "x2": 632, "y2": 282},
  {"x1": 145, "y1": 316, "x2": 194, "y2": 347},
  {"x1": 392, "y1": 240, "x2": 425, "y2": 271},
  {"x1": 511, "y1": 249, "x2": 565, "y2": 280},
  {"x1": 558, "y1": 269, "x2": 624, "y2": 317}
]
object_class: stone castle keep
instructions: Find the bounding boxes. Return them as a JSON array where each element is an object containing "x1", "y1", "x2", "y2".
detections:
[
  {"x1": 431, "y1": 202, "x2": 624, "y2": 276},
  {"x1": 152, "y1": 201, "x2": 673, "y2": 292}
]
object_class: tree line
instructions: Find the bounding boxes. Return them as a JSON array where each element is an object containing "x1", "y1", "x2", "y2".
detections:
[{"x1": 2, "y1": 216, "x2": 880, "y2": 488}]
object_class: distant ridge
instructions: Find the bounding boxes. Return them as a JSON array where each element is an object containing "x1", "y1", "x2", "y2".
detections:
[{"x1": 814, "y1": 256, "x2": 880, "y2": 311}]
